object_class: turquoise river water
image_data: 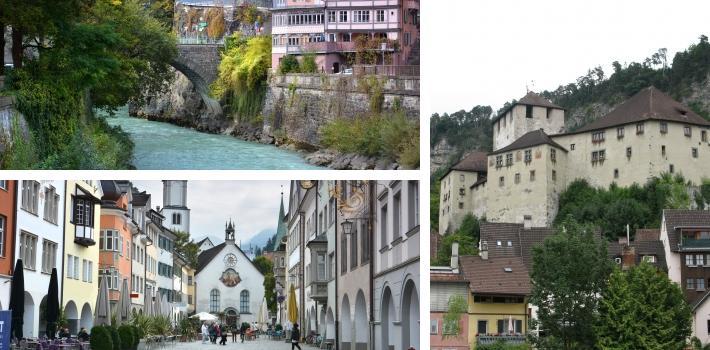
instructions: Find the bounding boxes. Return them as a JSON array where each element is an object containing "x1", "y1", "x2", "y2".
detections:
[{"x1": 103, "y1": 109, "x2": 321, "y2": 170}]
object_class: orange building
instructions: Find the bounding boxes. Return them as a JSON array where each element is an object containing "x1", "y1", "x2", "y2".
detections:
[
  {"x1": 99, "y1": 181, "x2": 137, "y2": 307},
  {"x1": 0, "y1": 180, "x2": 16, "y2": 309}
]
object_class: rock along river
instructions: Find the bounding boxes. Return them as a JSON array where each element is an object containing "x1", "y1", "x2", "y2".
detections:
[{"x1": 102, "y1": 108, "x2": 321, "y2": 170}]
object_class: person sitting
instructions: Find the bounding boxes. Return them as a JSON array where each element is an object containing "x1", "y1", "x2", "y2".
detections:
[
  {"x1": 77, "y1": 328, "x2": 90, "y2": 342},
  {"x1": 58, "y1": 327, "x2": 71, "y2": 339}
]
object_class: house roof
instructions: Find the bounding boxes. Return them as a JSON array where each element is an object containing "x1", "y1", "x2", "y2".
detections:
[
  {"x1": 490, "y1": 129, "x2": 568, "y2": 155},
  {"x1": 493, "y1": 91, "x2": 564, "y2": 123},
  {"x1": 132, "y1": 190, "x2": 150, "y2": 207},
  {"x1": 607, "y1": 240, "x2": 667, "y2": 271},
  {"x1": 196, "y1": 242, "x2": 263, "y2": 276},
  {"x1": 480, "y1": 222, "x2": 554, "y2": 271},
  {"x1": 518, "y1": 227, "x2": 556, "y2": 270},
  {"x1": 197, "y1": 237, "x2": 213, "y2": 246},
  {"x1": 664, "y1": 210, "x2": 710, "y2": 252},
  {"x1": 573, "y1": 86, "x2": 710, "y2": 134},
  {"x1": 430, "y1": 268, "x2": 466, "y2": 283},
  {"x1": 635, "y1": 228, "x2": 660, "y2": 241},
  {"x1": 442, "y1": 151, "x2": 489, "y2": 179},
  {"x1": 460, "y1": 255, "x2": 531, "y2": 296}
]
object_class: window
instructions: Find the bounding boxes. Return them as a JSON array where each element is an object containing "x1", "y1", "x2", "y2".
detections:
[
  {"x1": 626, "y1": 147, "x2": 632, "y2": 158},
  {"x1": 0, "y1": 215, "x2": 4, "y2": 257},
  {"x1": 698, "y1": 254, "x2": 705, "y2": 266},
  {"x1": 393, "y1": 191, "x2": 401, "y2": 238},
  {"x1": 341, "y1": 233, "x2": 348, "y2": 273},
  {"x1": 550, "y1": 149, "x2": 556, "y2": 162},
  {"x1": 374, "y1": 9, "x2": 385, "y2": 22},
  {"x1": 614, "y1": 169, "x2": 619, "y2": 179},
  {"x1": 617, "y1": 127, "x2": 624, "y2": 139},
  {"x1": 380, "y1": 203, "x2": 388, "y2": 249},
  {"x1": 505, "y1": 153, "x2": 513, "y2": 166},
  {"x1": 662, "y1": 145, "x2": 666, "y2": 156},
  {"x1": 524, "y1": 150, "x2": 532, "y2": 163},
  {"x1": 328, "y1": 11, "x2": 336, "y2": 23},
  {"x1": 525, "y1": 105, "x2": 533, "y2": 118},
  {"x1": 636, "y1": 122, "x2": 644, "y2": 134},
  {"x1": 42, "y1": 240, "x2": 57, "y2": 274},
  {"x1": 353, "y1": 10, "x2": 370, "y2": 23},
  {"x1": 318, "y1": 251, "x2": 327, "y2": 279},
  {"x1": 686, "y1": 255, "x2": 695, "y2": 266},
  {"x1": 0, "y1": 181, "x2": 5, "y2": 190},
  {"x1": 642, "y1": 255, "x2": 656, "y2": 263},
  {"x1": 430, "y1": 320, "x2": 438, "y2": 335},
  {"x1": 19, "y1": 231, "x2": 37, "y2": 270},
  {"x1": 408, "y1": 181, "x2": 419, "y2": 229},
  {"x1": 172, "y1": 213, "x2": 181, "y2": 225},
  {"x1": 684, "y1": 126, "x2": 692, "y2": 137},
  {"x1": 699, "y1": 278, "x2": 706, "y2": 291},
  {"x1": 552, "y1": 170, "x2": 557, "y2": 181},
  {"x1": 210, "y1": 289, "x2": 220, "y2": 313},
  {"x1": 43, "y1": 186, "x2": 59, "y2": 224},
  {"x1": 338, "y1": 11, "x2": 348, "y2": 23},
  {"x1": 592, "y1": 150, "x2": 606, "y2": 163},
  {"x1": 693, "y1": 148, "x2": 698, "y2": 158},
  {"x1": 570, "y1": 144, "x2": 575, "y2": 151},
  {"x1": 670, "y1": 164, "x2": 674, "y2": 173},
  {"x1": 546, "y1": 107, "x2": 552, "y2": 119},
  {"x1": 660, "y1": 122, "x2": 668, "y2": 134},
  {"x1": 514, "y1": 173, "x2": 520, "y2": 184},
  {"x1": 101, "y1": 230, "x2": 120, "y2": 251},
  {"x1": 499, "y1": 176, "x2": 505, "y2": 187},
  {"x1": 592, "y1": 131, "x2": 605, "y2": 143},
  {"x1": 361, "y1": 220, "x2": 370, "y2": 264},
  {"x1": 703, "y1": 130, "x2": 707, "y2": 142},
  {"x1": 240, "y1": 290, "x2": 250, "y2": 313},
  {"x1": 477, "y1": 320, "x2": 487, "y2": 335},
  {"x1": 530, "y1": 170, "x2": 535, "y2": 182},
  {"x1": 21, "y1": 181, "x2": 40, "y2": 215},
  {"x1": 495, "y1": 155, "x2": 503, "y2": 168}
]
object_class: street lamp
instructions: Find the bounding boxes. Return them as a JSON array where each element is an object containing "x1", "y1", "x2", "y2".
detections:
[{"x1": 341, "y1": 219, "x2": 354, "y2": 235}]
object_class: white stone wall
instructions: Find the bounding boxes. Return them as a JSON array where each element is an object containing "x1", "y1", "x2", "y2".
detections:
[
  {"x1": 493, "y1": 105, "x2": 565, "y2": 151},
  {"x1": 438, "y1": 170, "x2": 482, "y2": 234}
]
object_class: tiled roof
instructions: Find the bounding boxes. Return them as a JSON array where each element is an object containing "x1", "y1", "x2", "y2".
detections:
[
  {"x1": 664, "y1": 210, "x2": 710, "y2": 252},
  {"x1": 635, "y1": 229, "x2": 660, "y2": 241},
  {"x1": 518, "y1": 227, "x2": 555, "y2": 270},
  {"x1": 607, "y1": 240, "x2": 667, "y2": 271},
  {"x1": 460, "y1": 255, "x2": 531, "y2": 296},
  {"x1": 490, "y1": 129, "x2": 568, "y2": 155},
  {"x1": 493, "y1": 91, "x2": 563, "y2": 123},
  {"x1": 132, "y1": 190, "x2": 150, "y2": 207},
  {"x1": 480, "y1": 222, "x2": 523, "y2": 259},
  {"x1": 430, "y1": 269, "x2": 466, "y2": 283},
  {"x1": 574, "y1": 86, "x2": 710, "y2": 133},
  {"x1": 451, "y1": 151, "x2": 489, "y2": 173}
]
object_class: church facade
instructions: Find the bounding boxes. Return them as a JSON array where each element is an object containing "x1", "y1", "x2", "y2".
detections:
[
  {"x1": 195, "y1": 220, "x2": 265, "y2": 325},
  {"x1": 440, "y1": 87, "x2": 710, "y2": 232}
]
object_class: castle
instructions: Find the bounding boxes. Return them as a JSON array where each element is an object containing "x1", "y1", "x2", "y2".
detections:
[{"x1": 439, "y1": 87, "x2": 710, "y2": 233}]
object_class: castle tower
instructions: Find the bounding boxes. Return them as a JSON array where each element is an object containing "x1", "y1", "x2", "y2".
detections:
[
  {"x1": 492, "y1": 91, "x2": 565, "y2": 151},
  {"x1": 162, "y1": 180, "x2": 190, "y2": 233}
]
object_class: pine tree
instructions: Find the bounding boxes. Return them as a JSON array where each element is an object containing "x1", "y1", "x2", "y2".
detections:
[{"x1": 596, "y1": 262, "x2": 691, "y2": 349}]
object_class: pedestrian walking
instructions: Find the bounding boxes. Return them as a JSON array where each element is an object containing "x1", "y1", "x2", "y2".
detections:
[
  {"x1": 291, "y1": 323, "x2": 301, "y2": 350},
  {"x1": 209, "y1": 323, "x2": 217, "y2": 344},
  {"x1": 231, "y1": 324, "x2": 238, "y2": 343},
  {"x1": 240, "y1": 322, "x2": 248, "y2": 343},
  {"x1": 219, "y1": 324, "x2": 227, "y2": 345},
  {"x1": 202, "y1": 323, "x2": 209, "y2": 344}
]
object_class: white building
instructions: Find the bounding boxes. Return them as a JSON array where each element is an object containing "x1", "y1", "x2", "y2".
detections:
[
  {"x1": 161, "y1": 180, "x2": 190, "y2": 234},
  {"x1": 16, "y1": 180, "x2": 65, "y2": 338},
  {"x1": 195, "y1": 221, "x2": 265, "y2": 325},
  {"x1": 372, "y1": 180, "x2": 420, "y2": 350},
  {"x1": 130, "y1": 188, "x2": 151, "y2": 313}
]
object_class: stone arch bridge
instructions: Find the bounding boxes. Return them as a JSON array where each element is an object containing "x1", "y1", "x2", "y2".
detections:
[{"x1": 171, "y1": 44, "x2": 224, "y2": 116}]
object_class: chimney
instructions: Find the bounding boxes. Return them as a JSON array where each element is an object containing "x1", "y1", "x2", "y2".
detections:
[
  {"x1": 621, "y1": 245, "x2": 636, "y2": 271},
  {"x1": 450, "y1": 243, "x2": 459, "y2": 270},
  {"x1": 523, "y1": 215, "x2": 532, "y2": 230},
  {"x1": 480, "y1": 241, "x2": 488, "y2": 260}
]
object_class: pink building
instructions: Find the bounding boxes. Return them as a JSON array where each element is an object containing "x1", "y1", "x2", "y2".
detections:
[
  {"x1": 271, "y1": 0, "x2": 420, "y2": 73},
  {"x1": 431, "y1": 253, "x2": 470, "y2": 350}
]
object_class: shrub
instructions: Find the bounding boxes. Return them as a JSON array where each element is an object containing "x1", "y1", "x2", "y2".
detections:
[
  {"x1": 131, "y1": 325, "x2": 142, "y2": 347},
  {"x1": 90, "y1": 326, "x2": 113, "y2": 350},
  {"x1": 117, "y1": 325, "x2": 134, "y2": 350},
  {"x1": 477, "y1": 341, "x2": 530, "y2": 350},
  {"x1": 275, "y1": 324, "x2": 283, "y2": 332},
  {"x1": 107, "y1": 325, "x2": 121, "y2": 350},
  {"x1": 300, "y1": 53, "x2": 317, "y2": 73},
  {"x1": 279, "y1": 54, "x2": 300, "y2": 74}
]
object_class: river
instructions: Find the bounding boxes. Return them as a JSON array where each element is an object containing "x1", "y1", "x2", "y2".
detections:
[{"x1": 102, "y1": 108, "x2": 321, "y2": 170}]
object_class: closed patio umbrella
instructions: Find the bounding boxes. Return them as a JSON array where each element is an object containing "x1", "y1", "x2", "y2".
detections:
[
  {"x1": 116, "y1": 278, "x2": 131, "y2": 325},
  {"x1": 9, "y1": 259, "x2": 25, "y2": 341},
  {"x1": 160, "y1": 294, "x2": 169, "y2": 318},
  {"x1": 153, "y1": 291, "x2": 161, "y2": 317},
  {"x1": 143, "y1": 291, "x2": 153, "y2": 317},
  {"x1": 95, "y1": 276, "x2": 111, "y2": 326},
  {"x1": 257, "y1": 298, "x2": 268, "y2": 331},
  {"x1": 45, "y1": 268, "x2": 60, "y2": 339},
  {"x1": 287, "y1": 284, "x2": 298, "y2": 324}
]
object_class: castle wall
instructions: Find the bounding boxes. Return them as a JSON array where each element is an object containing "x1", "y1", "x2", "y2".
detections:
[
  {"x1": 492, "y1": 105, "x2": 565, "y2": 151},
  {"x1": 552, "y1": 120, "x2": 710, "y2": 188},
  {"x1": 438, "y1": 170, "x2": 483, "y2": 234}
]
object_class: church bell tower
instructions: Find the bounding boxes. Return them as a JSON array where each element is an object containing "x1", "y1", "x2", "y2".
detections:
[
  {"x1": 225, "y1": 219, "x2": 236, "y2": 243},
  {"x1": 162, "y1": 180, "x2": 190, "y2": 234}
]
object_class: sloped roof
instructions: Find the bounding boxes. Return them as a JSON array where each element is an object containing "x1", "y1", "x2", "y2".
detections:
[
  {"x1": 574, "y1": 86, "x2": 710, "y2": 133},
  {"x1": 635, "y1": 228, "x2": 660, "y2": 241},
  {"x1": 493, "y1": 91, "x2": 564, "y2": 123},
  {"x1": 518, "y1": 227, "x2": 556, "y2": 270},
  {"x1": 196, "y1": 242, "x2": 264, "y2": 275},
  {"x1": 607, "y1": 240, "x2": 667, "y2": 271},
  {"x1": 491, "y1": 129, "x2": 568, "y2": 155},
  {"x1": 480, "y1": 222, "x2": 554, "y2": 271},
  {"x1": 460, "y1": 255, "x2": 531, "y2": 296},
  {"x1": 132, "y1": 190, "x2": 150, "y2": 207},
  {"x1": 444, "y1": 151, "x2": 489, "y2": 179},
  {"x1": 664, "y1": 210, "x2": 710, "y2": 252}
]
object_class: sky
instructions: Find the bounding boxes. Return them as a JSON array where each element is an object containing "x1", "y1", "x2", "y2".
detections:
[
  {"x1": 132, "y1": 180, "x2": 289, "y2": 244},
  {"x1": 424, "y1": 0, "x2": 710, "y2": 115}
]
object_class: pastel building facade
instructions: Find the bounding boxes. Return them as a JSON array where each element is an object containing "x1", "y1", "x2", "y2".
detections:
[{"x1": 0, "y1": 180, "x2": 17, "y2": 311}]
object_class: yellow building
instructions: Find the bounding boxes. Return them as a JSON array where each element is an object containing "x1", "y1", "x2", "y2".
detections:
[
  {"x1": 459, "y1": 254, "x2": 530, "y2": 348},
  {"x1": 63, "y1": 180, "x2": 102, "y2": 334}
]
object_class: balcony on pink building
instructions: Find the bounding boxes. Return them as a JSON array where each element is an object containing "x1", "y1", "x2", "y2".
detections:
[
  {"x1": 272, "y1": 0, "x2": 325, "y2": 9},
  {"x1": 284, "y1": 41, "x2": 357, "y2": 54}
]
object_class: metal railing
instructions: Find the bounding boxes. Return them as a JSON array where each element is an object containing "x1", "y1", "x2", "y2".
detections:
[
  {"x1": 353, "y1": 64, "x2": 419, "y2": 77},
  {"x1": 476, "y1": 334, "x2": 527, "y2": 345},
  {"x1": 177, "y1": 36, "x2": 225, "y2": 45}
]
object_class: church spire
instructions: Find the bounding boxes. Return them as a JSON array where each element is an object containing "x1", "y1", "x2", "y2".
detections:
[
  {"x1": 273, "y1": 190, "x2": 287, "y2": 252},
  {"x1": 225, "y1": 218, "x2": 235, "y2": 242}
]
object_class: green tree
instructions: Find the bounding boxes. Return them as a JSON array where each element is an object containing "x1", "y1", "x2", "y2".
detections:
[
  {"x1": 263, "y1": 272, "x2": 277, "y2": 314},
  {"x1": 300, "y1": 53, "x2": 317, "y2": 73},
  {"x1": 173, "y1": 231, "x2": 199, "y2": 269},
  {"x1": 279, "y1": 55, "x2": 300, "y2": 74},
  {"x1": 253, "y1": 255, "x2": 273, "y2": 275},
  {"x1": 433, "y1": 214, "x2": 481, "y2": 266},
  {"x1": 529, "y1": 217, "x2": 612, "y2": 350},
  {"x1": 596, "y1": 262, "x2": 691, "y2": 349},
  {"x1": 442, "y1": 295, "x2": 467, "y2": 339}
]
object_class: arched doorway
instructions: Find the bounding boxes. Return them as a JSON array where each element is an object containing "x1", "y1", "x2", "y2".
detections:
[
  {"x1": 401, "y1": 279, "x2": 419, "y2": 350},
  {"x1": 340, "y1": 295, "x2": 352, "y2": 350},
  {"x1": 39, "y1": 296, "x2": 48, "y2": 337},
  {"x1": 23, "y1": 292, "x2": 35, "y2": 338},
  {"x1": 80, "y1": 303, "x2": 93, "y2": 330},
  {"x1": 224, "y1": 308, "x2": 239, "y2": 327},
  {"x1": 380, "y1": 287, "x2": 396, "y2": 350},
  {"x1": 64, "y1": 301, "x2": 79, "y2": 334},
  {"x1": 354, "y1": 290, "x2": 368, "y2": 350},
  {"x1": 325, "y1": 308, "x2": 335, "y2": 342}
]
